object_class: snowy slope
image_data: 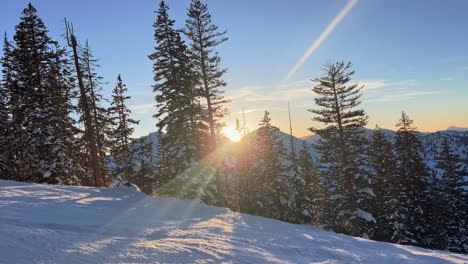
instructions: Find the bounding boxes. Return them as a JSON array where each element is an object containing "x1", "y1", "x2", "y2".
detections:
[{"x1": 0, "y1": 180, "x2": 466, "y2": 264}]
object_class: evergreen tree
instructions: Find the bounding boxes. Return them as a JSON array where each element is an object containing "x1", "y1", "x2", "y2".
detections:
[
  {"x1": 425, "y1": 170, "x2": 447, "y2": 250},
  {"x1": 285, "y1": 158, "x2": 306, "y2": 223},
  {"x1": 235, "y1": 131, "x2": 256, "y2": 213},
  {"x1": 0, "y1": 34, "x2": 14, "y2": 179},
  {"x1": 10, "y1": 4, "x2": 80, "y2": 183},
  {"x1": 131, "y1": 135, "x2": 158, "y2": 195},
  {"x1": 368, "y1": 126, "x2": 399, "y2": 241},
  {"x1": 436, "y1": 139, "x2": 468, "y2": 253},
  {"x1": 185, "y1": 0, "x2": 229, "y2": 153},
  {"x1": 108, "y1": 74, "x2": 139, "y2": 181},
  {"x1": 43, "y1": 44, "x2": 82, "y2": 184},
  {"x1": 309, "y1": 62, "x2": 374, "y2": 237},
  {"x1": 393, "y1": 111, "x2": 429, "y2": 246},
  {"x1": 249, "y1": 111, "x2": 289, "y2": 220},
  {"x1": 297, "y1": 141, "x2": 324, "y2": 225},
  {"x1": 149, "y1": 1, "x2": 200, "y2": 189}
]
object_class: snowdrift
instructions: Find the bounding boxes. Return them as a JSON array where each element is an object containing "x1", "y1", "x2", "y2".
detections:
[{"x1": 0, "y1": 180, "x2": 466, "y2": 264}]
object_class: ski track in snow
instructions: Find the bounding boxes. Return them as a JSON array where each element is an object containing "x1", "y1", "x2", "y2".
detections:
[{"x1": 0, "y1": 180, "x2": 466, "y2": 264}]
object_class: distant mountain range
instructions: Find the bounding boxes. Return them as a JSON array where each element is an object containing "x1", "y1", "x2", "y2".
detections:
[
  {"x1": 446, "y1": 126, "x2": 468, "y2": 132},
  {"x1": 132, "y1": 127, "x2": 468, "y2": 187}
]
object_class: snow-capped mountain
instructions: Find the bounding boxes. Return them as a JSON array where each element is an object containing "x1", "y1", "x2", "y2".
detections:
[{"x1": 446, "y1": 126, "x2": 468, "y2": 132}]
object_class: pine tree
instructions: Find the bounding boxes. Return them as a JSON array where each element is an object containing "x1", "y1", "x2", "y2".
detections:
[
  {"x1": 425, "y1": 170, "x2": 447, "y2": 250},
  {"x1": 42, "y1": 44, "x2": 82, "y2": 184},
  {"x1": 131, "y1": 135, "x2": 158, "y2": 195},
  {"x1": 368, "y1": 126, "x2": 399, "y2": 241},
  {"x1": 436, "y1": 139, "x2": 468, "y2": 253},
  {"x1": 149, "y1": 1, "x2": 200, "y2": 189},
  {"x1": 0, "y1": 34, "x2": 15, "y2": 179},
  {"x1": 235, "y1": 131, "x2": 256, "y2": 213},
  {"x1": 285, "y1": 158, "x2": 306, "y2": 223},
  {"x1": 108, "y1": 74, "x2": 139, "y2": 181},
  {"x1": 393, "y1": 111, "x2": 429, "y2": 246},
  {"x1": 297, "y1": 141, "x2": 324, "y2": 225},
  {"x1": 185, "y1": 0, "x2": 229, "y2": 153},
  {"x1": 10, "y1": 4, "x2": 80, "y2": 183},
  {"x1": 309, "y1": 62, "x2": 374, "y2": 237},
  {"x1": 249, "y1": 111, "x2": 289, "y2": 220}
]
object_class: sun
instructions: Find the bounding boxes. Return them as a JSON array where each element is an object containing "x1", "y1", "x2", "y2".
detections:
[{"x1": 223, "y1": 125, "x2": 242, "y2": 142}]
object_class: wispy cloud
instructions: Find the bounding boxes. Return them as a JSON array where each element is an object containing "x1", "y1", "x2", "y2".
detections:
[
  {"x1": 440, "y1": 77, "x2": 454, "y2": 81},
  {"x1": 228, "y1": 79, "x2": 316, "y2": 102},
  {"x1": 237, "y1": 108, "x2": 283, "y2": 114},
  {"x1": 228, "y1": 88, "x2": 313, "y2": 102},
  {"x1": 129, "y1": 103, "x2": 154, "y2": 114},
  {"x1": 367, "y1": 91, "x2": 442, "y2": 103},
  {"x1": 363, "y1": 79, "x2": 417, "y2": 90},
  {"x1": 286, "y1": 0, "x2": 358, "y2": 80},
  {"x1": 228, "y1": 79, "x2": 419, "y2": 103}
]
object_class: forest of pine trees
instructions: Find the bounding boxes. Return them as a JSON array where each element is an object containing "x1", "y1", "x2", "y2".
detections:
[{"x1": 0, "y1": 1, "x2": 466, "y2": 254}]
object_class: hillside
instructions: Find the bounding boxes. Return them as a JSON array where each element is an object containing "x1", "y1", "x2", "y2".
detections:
[{"x1": 0, "y1": 180, "x2": 466, "y2": 264}]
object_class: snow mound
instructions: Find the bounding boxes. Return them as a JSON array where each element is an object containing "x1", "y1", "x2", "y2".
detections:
[{"x1": 0, "y1": 180, "x2": 466, "y2": 264}]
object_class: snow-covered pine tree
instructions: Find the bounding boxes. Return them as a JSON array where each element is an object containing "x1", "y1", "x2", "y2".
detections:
[
  {"x1": 283, "y1": 103, "x2": 307, "y2": 224},
  {"x1": 149, "y1": 1, "x2": 201, "y2": 192},
  {"x1": 108, "y1": 74, "x2": 139, "y2": 182},
  {"x1": 235, "y1": 132, "x2": 256, "y2": 213},
  {"x1": 42, "y1": 44, "x2": 83, "y2": 184},
  {"x1": 185, "y1": 0, "x2": 229, "y2": 154},
  {"x1": 285, "y1": 155, "x2": 306, "y2": 223},
  {"x1": 0, "y1": 34, "x2": 15, "y2": 179},
  {"x1": 131, "y1": 136, "x2": 158, "y2": 195},
  {"x1": 10, "y1": 4, "x2": 80, "y2": 183},
  {"x1": 425, "y1": 170, "x2": 447, "y2": 250},
  {"x1": 249, "y1": 111, "x2": 289, "y2": 220},
  {"x1": 367, "y1": 126, "x2": 399, "y2": 242},
  {"x1": 297, "y1": 141, "x2": 325, "y2": 225},
  {"x1": 436, "y1": 139, "x2": 468, "y2": 253},
  {"x1": 393, "y1": 111, "x2": 430, "y2": 246},
  {"x1": 309, "y1": 62, "x2": 374, "y2": 237},
  {"x1": 78, "y1": 41, "x2": 112, "y2": 184}
]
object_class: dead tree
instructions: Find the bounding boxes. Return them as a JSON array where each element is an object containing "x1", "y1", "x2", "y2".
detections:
[{"x1": 65, "y1": 19, "x2": 104, "y2": 187}]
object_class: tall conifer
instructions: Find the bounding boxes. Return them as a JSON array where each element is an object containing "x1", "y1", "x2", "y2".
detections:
[
  {"x1": 436, "y1": 139, "x2": 468, "y2": 252},
  {"x1": 309, "y1": 62, "x2": 374, "y2": 237},
  {"x1": 185, "y1": 0, "x2": 229, "y2": 153},
  {"x1": 368, "y1": 126, "x2": 399, "y2": 241},
  {"x1": 109, "y1": 74, "x2": 139, "y2": 180},
  {"x1": 393, "y1": 111, "x2": 429, "y2": 246},
  {"x1": 149, "y1": 1, "x2": 200, "y2": 188}
]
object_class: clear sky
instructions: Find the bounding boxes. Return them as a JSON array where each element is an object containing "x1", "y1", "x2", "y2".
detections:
[{"x1": 2, "y1": 0, "x2": 468, "y2": 138}]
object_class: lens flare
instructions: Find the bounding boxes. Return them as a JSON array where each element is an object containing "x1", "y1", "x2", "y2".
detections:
[{"x1": 223, "y1": 125, "x2": 242, "y2": 142}]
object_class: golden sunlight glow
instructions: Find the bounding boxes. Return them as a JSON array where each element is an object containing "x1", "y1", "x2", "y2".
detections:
[{"x1": 223, "y1": 125, "x2": 243, "y2": 142}]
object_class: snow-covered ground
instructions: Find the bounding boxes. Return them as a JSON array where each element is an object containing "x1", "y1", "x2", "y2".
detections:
[{"x1": 0, "y1": 180, "x2": 466, "y2": 264}]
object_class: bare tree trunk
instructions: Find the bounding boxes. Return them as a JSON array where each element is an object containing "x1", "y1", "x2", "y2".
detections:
[{"x1": 65, "y1": 20, "x2": 103, "y2": 187}]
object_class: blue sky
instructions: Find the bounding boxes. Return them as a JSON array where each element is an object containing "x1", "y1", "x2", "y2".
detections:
[{"x1": 2, "y1": 0, "x2": 468, "y2": 137}]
